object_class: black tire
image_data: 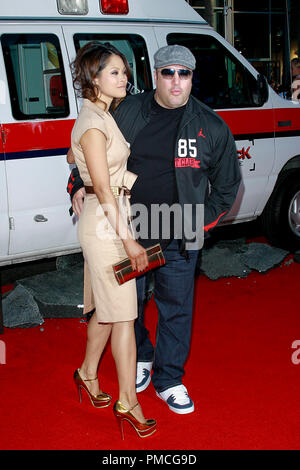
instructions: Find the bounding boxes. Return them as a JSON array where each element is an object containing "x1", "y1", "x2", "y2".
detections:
[{"x1": 260, "y1": 170, "x2": 300, "y2": 252}]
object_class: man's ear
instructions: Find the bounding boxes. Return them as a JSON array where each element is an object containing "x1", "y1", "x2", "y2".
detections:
[{"x1": 153, "y1": 69, "x2": 158, "y2": 86}]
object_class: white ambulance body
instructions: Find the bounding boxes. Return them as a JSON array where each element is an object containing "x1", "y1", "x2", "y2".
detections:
[{"x1": 0, "y1": 0, "x2": 299, "y2": 267}]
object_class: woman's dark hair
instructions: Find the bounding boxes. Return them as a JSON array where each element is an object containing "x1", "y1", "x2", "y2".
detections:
[{"x1": 71, "y1": 41, "x2": 131, "y2": 110}]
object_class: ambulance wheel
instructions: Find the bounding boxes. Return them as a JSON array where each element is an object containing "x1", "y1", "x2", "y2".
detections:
[{"x1": 260, "y1": 170, "x2": 300, "y2": 252}]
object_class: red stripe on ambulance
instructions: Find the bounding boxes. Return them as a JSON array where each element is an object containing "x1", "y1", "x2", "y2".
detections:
[
  {"x1": 2, "y1": 119, "x2": 75, "y2": 153},
  {"x1": 2, "y1": 108, "x2": 300, "y2": 155}
]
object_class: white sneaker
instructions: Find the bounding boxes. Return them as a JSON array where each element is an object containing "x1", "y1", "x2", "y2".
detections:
[
  {"x1": 156, "y1": 384, "x2": 194, "y2": 414},
  {"x1": 136, "y1": 361, "x2": 152, "y2": 393}
]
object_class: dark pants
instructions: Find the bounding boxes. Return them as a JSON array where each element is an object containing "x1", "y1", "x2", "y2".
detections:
[{"x1": 134, "y1": 239, "x2": 199, "y2": 393}]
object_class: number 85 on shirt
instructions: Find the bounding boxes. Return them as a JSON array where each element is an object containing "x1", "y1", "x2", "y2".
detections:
[{"x1": 177, "y1": 139, "x2": 197, "y2": 158}]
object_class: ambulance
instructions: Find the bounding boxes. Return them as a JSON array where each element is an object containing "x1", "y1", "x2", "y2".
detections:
[{"x1": 0, "y1": 0, "x2": 299, "y2": 267}]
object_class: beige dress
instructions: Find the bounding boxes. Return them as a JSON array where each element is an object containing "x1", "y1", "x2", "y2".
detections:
[{"x1": 71, "y1": 99, "x2": 138, "y2": 322}]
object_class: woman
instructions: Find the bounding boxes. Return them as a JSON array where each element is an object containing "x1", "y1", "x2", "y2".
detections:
[{"x1": 69, "y1": 41, "x2": 156, "y2": 439}]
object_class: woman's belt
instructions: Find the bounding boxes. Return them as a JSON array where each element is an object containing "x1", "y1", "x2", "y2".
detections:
[
  {"x1": 84, "y1": 185, "x2": 131, "y2": 197},
  {"x1": 84, "y1": 185, "x2": 135, "y2": 237}
]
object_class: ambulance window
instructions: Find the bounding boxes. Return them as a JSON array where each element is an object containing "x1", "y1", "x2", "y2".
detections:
[
  {"x1": 167, "y1": 34, "x2": 262, "y2": 109},
  {"x1": 1, "y1": 34, "x2": 69, "y2": 120},
  {"x1": 73, "y1": 34, "x2": 152, "y2": 94}
]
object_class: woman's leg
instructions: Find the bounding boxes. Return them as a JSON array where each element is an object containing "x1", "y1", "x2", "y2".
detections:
[
  {"x1": 79, "y1": 311, "x2": 112, "y2": 396},
  {"x1": 111, "y1": 320, "x2": 145, "y2": 423}
]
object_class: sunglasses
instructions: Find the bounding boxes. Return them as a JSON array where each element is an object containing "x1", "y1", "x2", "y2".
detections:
[{"x1": 159, "y1": 68, "x2": 192, "y2": 80}]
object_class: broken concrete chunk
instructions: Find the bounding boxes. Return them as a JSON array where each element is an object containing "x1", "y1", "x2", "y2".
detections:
[
  {"x1": 199, "y1": 246, "x2": 251, "y2": 280},
  {"x1": 240, "y1": 243, "x2": 289, "y2": 272},
  {"x1": 17, "y1": 265, "x2": 84, "y2": 318},
  {"x1": 3, "y1": 284, "x2": 44, "y2": 328}
]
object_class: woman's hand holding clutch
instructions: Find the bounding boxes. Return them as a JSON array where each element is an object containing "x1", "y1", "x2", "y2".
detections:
[{"x1": 123, "y1": 239, "x2": 149, "y2": 272}]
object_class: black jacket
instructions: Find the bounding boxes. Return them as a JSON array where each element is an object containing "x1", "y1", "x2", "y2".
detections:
[{"x1": 68, "y1": 91, "x2": 241, "y2": 250}]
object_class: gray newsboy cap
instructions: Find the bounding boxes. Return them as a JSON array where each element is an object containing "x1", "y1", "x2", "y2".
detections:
[{"x1": 154, "y1": 45, "x2": 196, "y2": 70}]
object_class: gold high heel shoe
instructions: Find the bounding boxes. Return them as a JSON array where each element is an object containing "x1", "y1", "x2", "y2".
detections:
[
  {"x1": 74, "y1": 369, "x2": 111, "y2": 408},
  {"x1": 113, "y1": 400, "x2": 157, "y2": 439}
]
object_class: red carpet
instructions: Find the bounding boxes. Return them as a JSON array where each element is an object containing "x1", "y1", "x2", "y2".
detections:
[{"x1": 1, "y1": 255, "x2": 300, "y2": 450}]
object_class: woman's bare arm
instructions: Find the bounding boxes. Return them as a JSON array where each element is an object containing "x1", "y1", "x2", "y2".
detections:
[{"x1": 80, "y1": 128, "x2": 148, "y2": 271}]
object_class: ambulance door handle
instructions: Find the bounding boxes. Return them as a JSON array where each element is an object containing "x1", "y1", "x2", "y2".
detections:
[
  {"x1": 27, "y1": 97, "x2": 40, "y2": 102},
  {"x1": 34, "y1": 214, "x2": 48, "y2": 222}
]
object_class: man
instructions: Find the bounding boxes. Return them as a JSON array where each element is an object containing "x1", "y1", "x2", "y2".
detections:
[{"x1": 68, "y1": 45, "x2": 241, "y2": 414}]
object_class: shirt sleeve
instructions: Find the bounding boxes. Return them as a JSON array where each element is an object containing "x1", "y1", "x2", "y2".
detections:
[
  {"x1": 74, "y1": 113, "x2": 109, "y2": 146},
  {"x1": 66, "y1": 166, "x2": 84, "y2": 200},
  {"x1": 204, "y1": 122, "x2": 241, "y2": 232}
]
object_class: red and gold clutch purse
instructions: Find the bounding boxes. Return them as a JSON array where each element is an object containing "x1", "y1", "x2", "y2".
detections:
[{"x1": 113, "y1": 244, "x2": 166, "y2": 285}]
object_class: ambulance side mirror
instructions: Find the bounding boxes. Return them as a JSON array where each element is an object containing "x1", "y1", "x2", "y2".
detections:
[{"x1": 256, "y1": 73, "x2": 269, "y2": 105}]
